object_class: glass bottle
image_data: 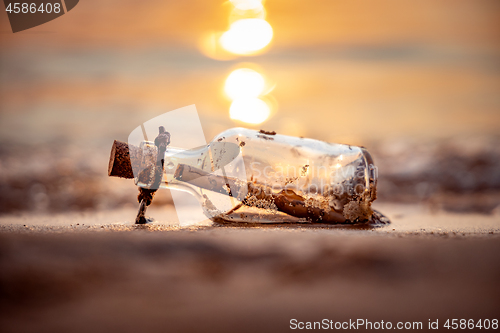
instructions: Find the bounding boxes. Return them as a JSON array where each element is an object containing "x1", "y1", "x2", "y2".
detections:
[{"x1": 120, "y1": 128, "x2": 377, "y2": 224}]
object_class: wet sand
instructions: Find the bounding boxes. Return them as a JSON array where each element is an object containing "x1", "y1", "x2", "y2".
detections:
[{"x1": 1, "y1": 204, "x2": 499, "y2": 333}]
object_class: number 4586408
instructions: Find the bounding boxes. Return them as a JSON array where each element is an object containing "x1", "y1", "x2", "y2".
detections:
[
  {"x1": 443, "y1": 319, "x2": 498, "y2": 330},
  {"x1": 5, "y1": 2, "x2": 61, "y2": 14}
]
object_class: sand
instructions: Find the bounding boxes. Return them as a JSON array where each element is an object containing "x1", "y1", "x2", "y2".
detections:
[{"x1": 1, "y1": 204, "x2": 499, "y2": 333}]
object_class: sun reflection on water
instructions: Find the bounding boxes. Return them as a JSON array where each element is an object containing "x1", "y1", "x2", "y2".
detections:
[
  {"x1": 224, "y1": 68, "x2": 272, "y2": 124},
  {"x1": 200, "y1": 0, "x2": 273, "y2": 58},
  {"x1": 229, "y1": 97, "x2": 270, "y2": 124},
  {"x1": 224, "y1": 68, "x2": 265, "y2": 99},
  {"x1": 229, "y1": 0, "x2": 264, "y2": 11},
  {"x1": 201, "y1": 1, "x2": 276, "y2": 125},
  {"x1": 220, "y1": 18, "x2": 273, "y2": 55}
]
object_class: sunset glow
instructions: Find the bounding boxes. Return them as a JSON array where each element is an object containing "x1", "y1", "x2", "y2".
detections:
[
  {"x1": 229, "y1": 97, "x2": 270, "y2": 124},
  {"x1": 225, "y1": 68, "x2": 271, "y2": 124},
  {"x1": 220, "y1": 19, "x2": 273, "y2": 55},
  {"x1": 229, "y1": 0, "x2": 264, "y2": 11},
  {"x1": 224, "y1": 68, "x2": 265, "y2": 99}
]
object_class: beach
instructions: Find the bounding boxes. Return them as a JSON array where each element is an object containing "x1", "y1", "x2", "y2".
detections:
[{"x1": 1, "y1": 0, "x2": 500, "y2": 331}]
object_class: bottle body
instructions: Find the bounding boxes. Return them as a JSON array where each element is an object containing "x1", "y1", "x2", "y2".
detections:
[{"x1": 134, "y1": 128, "x2": 377, "y2": 224}]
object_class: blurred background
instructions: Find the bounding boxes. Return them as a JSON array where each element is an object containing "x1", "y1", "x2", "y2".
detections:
[{"x1": 1, "y1": 0, "x2": 500, "y2": 216}]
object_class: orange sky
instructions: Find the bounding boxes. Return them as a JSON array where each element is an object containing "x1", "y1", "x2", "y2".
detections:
[
  {"x1": 1, "y1": 0, "x2": 499, "y2": 49},
  {"x1": 1, "y1": 0, "x2": 499, "y2": 145}
]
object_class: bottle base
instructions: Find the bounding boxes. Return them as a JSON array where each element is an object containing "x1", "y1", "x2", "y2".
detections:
[{"x1": 211, "y1": 206, "x2": 390, "y2": 227}]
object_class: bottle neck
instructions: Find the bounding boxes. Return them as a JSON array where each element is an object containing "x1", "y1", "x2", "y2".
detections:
[
  {"x1": 163, "y1": 146, "x2": 211, "y2": 182},
  {"x1": 134, "y1": 140, "x2": 243, "y2": 194},
  {"x1": 133, "y1": 141, "x2": 210, "y2": 188}
]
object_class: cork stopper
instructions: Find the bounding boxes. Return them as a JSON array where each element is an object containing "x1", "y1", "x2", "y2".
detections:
[{"x1": 108, "y1": 140, "x2": 142, "y2": 179}]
